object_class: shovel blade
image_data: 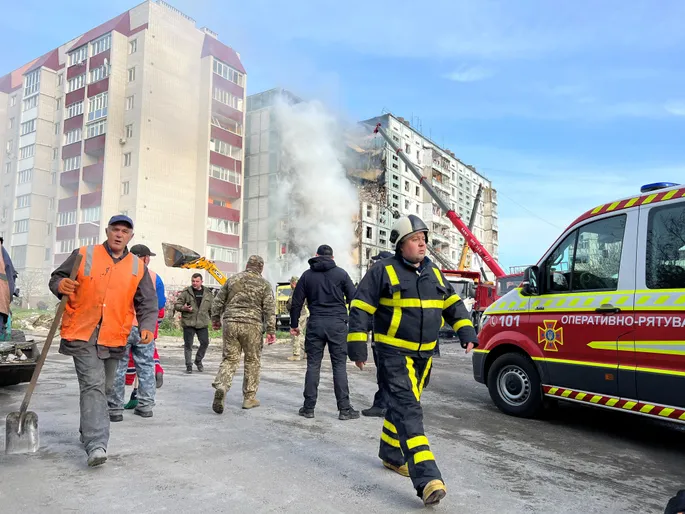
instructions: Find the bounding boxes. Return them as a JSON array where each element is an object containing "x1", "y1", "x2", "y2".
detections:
[{"x1": 5, "y1": 411, "x2": 39, "y2": 454}]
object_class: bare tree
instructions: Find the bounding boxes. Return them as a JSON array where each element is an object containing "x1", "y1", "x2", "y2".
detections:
[{"x1": 15, "y1": 268, "x2": 46, "y2": 310}]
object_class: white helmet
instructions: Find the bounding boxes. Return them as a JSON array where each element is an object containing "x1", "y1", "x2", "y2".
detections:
[{"x1": 389, "y1": 215, "x2": 429, "y2": 249}]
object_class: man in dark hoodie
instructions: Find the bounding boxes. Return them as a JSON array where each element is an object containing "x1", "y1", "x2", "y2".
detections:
[{"x1": 290, "y1": 244, "x2": 359, "y2": 420}]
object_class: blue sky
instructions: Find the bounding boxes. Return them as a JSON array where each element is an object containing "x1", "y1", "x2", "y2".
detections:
[{"x1": 2, "y1": 0, "x2": 684, "y2": 270}]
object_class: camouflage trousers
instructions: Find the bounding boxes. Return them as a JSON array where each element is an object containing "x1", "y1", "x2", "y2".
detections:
[
  {"x1": 212, "y1": 322, "x2": 263, "y2": 399},
  {"x1": 107, "y1": 326, "x2": 156, "y2": 415},
  {"x1": 291, "y1": 312, "x2": 308, "y2": 357}
]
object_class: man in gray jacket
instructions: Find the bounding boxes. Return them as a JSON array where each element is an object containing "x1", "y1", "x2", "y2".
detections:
[{"x1": 174, "y1": 273, "x2": 214, "y2": 374}]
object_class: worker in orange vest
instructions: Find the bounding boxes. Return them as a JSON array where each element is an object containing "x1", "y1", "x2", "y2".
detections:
[{"x1": 49, "y1": 215, "x2": 158, "y2": 467}]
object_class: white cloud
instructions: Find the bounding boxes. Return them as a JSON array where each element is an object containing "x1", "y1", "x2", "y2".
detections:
[
  {"x1": 443, "y1": 66, "x2": 494, "y2": 82},
  {"x1": 665, "y1": 101, "x2": 685, "y2": 116}
]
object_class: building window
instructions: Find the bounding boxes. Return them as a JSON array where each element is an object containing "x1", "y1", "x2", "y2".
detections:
[
  {"x1": 90, "y1": 33, "x2": 111, "y2": 56},
  {"x1": 22, "y1": 96, "x2": 37, "y2": 111},
  {"x1": 8, "y1": 118, "x2": 14, "y2": 129},
  {"x1": 66, "y1": 101, "x2": 84, "y2": 119},
  {"x1": 24, "y1": 69, "x2": 40, "y2": 97},
  {"x1": 404, "y1": 181, "x2": 410, "y2": 192},
  {"x1": 207, "y1": 245, "x2": 238, "y2": 263},
  {"x1": 208, "y1": 218, "x2": 239, "y2": 235},
  {"x1": 209, "y1": 163, "x2": 240, "y2": 184},
  {"x1": 125, "y1": 124, "x2": 133, "y2": 138},
  {"x1": 57, "y1": 211, "x2": 76, "y2": 226},
  {"x1": 16, "y1": 195, "x2": 30, "y2": 208},
  {"x1": 89, "y1": 64, "x2": 110, "y2": 84},
  {"x1": 5, "y1": 162, "x2": 11, "y2": 174},
  {"x1": 65, "y1": 128, "x2": 82, "y2": 145},
  {"x1": 59, "y1": 239, "x2": 75, "y2": 254},
  {"x1": 213, "y1": 87, "x2": 243, "y2": 111},
  {"x1": 79, "y1": 236, "x2": 98, "y2": 246},
  {"x1": 63, "y1": 156, "x2": 81, "y2": 172},
  {"x1": 127, "y1": 67, "x2": 136, "y2": 82},
  {"x1": 53, "y1": 148, "x2": 59, "y2": 160},
  {"x1": 123, "y1": 153, "x2": 132, "y2": 167},
  {"x1": 366, "y1": 205, "x2": 372, "y2": 217},
  {"x1": 415, "y1": 186, "x2": 420, "y2": 196},
  {"x1": 129, "y1": 39, "x2": 138, "y2": 54},
  {"x1": 56, "y1": 98, "x2": 62, "y2": 111},
  {"x1": 45, "y1": 248, "x2": 51, "y2": 261},
  {"x1": 55, "y1": 122, "x2": 60, "y2": 135},
  {"x1": 126, "y1": 96, "x2": 134, "y2": 110},
  {"x1": 48, "y1": 198, "x2": 54, "y2": 209},
  {"x1": 365, "y1": 226, "x2": 373, "y2": 239},
  {"x1": 6, "y1": 140, "x2": 12, "y2": 153},
  {"x1": 81, "y1": 206, "x2": 100, "y2": 223},
  {"x1": 211, "y1": 116, "x2": 243, "y2": 136},
  {"x1": 13, "y1": 219, "x2": 29, "y2": 233},
  {"x1": 51, "y1": 172, "x2": 56, "y2": 184},
  {"x1": 69, "y1": 46, "x2": 88, "y2": 66},
  {"x1": 57, "y1": 74, "x2": 63, "y2": 86},
  {"x1": 19, "y1": 145, "x2": 35, "y2": 159},
  {"x1": 212, "y1": 59, "x2": 244, "y2": 86},
  {"x1": 17, "y1": 169, "x2": 32, "y2": 184},
  {"x1": 211, "y1": 139, "x2": 241, "y2": 160},
  {"x1": 121, "y1": 181, "x2": 130, "y2": 195},
  {"x1": 86, "y1": 120, "x2": 106, "y2": 139},
  {"x1": 67, "y1": 74, "x2": 86, "y2": 92},
  {"x1": 87, "y1": 93, "x2": 108, "y2": 121},
  {"x1": 10, "y1": 95, "x2": 16, "y2": 107},
  {"x1": 404, "y1": 200, "x2": 410, "y2": 210},
  {"x1": 47, "y1": 223, "x2": 52, "y2": 235}
]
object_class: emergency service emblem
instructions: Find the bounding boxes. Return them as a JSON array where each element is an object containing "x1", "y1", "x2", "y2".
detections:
[{"x1": 538, "y1": 320, "x2": 563, "y2": 352}]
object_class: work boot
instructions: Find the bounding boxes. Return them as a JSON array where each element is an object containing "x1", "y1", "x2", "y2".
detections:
[
  {"x1": 156, "y1": 372, "x2": 164, "y2": 388},
  {"x1": 338, "y1": 407, "x2": 360, "y2": 420},
  {"x1": 213, "y1": 390, "x2": 226, "y2": 414},
  {"x1": 298, "y1": 407, "x2": 314, "y2": 418},
  {"x1": 362, "y1": 406, "x2": 386, "y2": 417},
  {"x1": 422, "y1": 480, "x2": 447, "y2": 506},
  {"x1": 109, "y1": 413, "x2": 123, "y2": 423},
  {"x1": 195, "y1": 361, "x2": 204, "y2": 372},
  {"x1": 133, "y1": 409, "x2": 153, "y2": 418},
  {"x1": 242, "y1": 398, "x2": 260, "y2": 409},
  {"x1": 87, "y1": 448, "x2": 107, "y2": 467},
  {"x1": 383, "y1": 461, "x2": 410, "y2": 477},
  {"x1": 186, "y1": 365, "x2": 193, "y2": 374},
  {"x1": 287, "y1": 356, "x2": 301, "y2": 361}
]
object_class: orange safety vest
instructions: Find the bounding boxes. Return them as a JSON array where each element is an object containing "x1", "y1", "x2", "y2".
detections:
[
  {"x1": 61, "y1": 245, "x2": 145, "y2": 347},
  {"x1": 0, "y1": 243, "x2": 10, "y2": 317},
  {"x1": 132, "y1": 269, "x2": 156, "y2": 327}
]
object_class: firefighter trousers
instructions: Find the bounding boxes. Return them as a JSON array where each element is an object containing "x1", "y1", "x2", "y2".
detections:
[{"x1": 377, "y1": 351, "x2": 440, "y2": 495}]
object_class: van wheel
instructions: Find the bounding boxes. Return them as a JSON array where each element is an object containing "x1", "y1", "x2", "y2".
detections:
[{"x1": 487, "y1": 352, "x2": 543, "y2": 418}]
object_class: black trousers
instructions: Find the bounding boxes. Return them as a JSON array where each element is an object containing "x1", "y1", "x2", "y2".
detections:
[
  {"x1": 303, "y1": 317, "x2": 351, "y2": 411},
  {"x1": 377, "y1": 351, "x2": 441, "y2": 495},
  {"x1": 371, "y1": 343, "x2": 389, "y2": 409},
  {"x1": 183, "y1": 326, "x2": 209, "y2": 367}
]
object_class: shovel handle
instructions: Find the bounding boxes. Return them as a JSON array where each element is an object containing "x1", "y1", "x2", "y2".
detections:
[{"x1": 18, "y1": 254, "x2": 83, "y2": 416}]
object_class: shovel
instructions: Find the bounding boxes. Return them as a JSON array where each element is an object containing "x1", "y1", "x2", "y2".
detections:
[{"x1": 5, "y1": 254, "x2": 82, "y2": 454}]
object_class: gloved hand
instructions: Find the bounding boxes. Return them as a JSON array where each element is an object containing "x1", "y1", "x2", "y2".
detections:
[
  {"x1": 57, "y1": 278, "x2": 79, "y2": 295},
  {"x1": 266, "y1": 333, "x2": 276, "y2": 345},
  {"x1": 140, "y1": 330, "x2": 154, "y2": 344}
]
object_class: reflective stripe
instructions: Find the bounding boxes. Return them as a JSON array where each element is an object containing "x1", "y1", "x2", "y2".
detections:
[
  {"x1": 444, "y1": 294, "x2": 461, "y2": 308},
  {"x1": 385, "y1": 265, "x2": 402, "y2": 338},
  {"x1": 432, "y1": 268, "x2": 444, "y2": 287},
  {"x1": 453, "y1": 319, "x2": 474, "y2": 331},
  {"x1": 385, "y1": 265, "x2": 399, "y2": 286},
  {"x1": 419, "y1": 357, "x2": 432, "y2": 394},
  {"x1": 132, "y1": 255, "x2": 140, "y2": 275},
  {"x1": 84, "y1": 245, "x2": 95, "y2": 277},
  {"x1": 379, "y1": 298, "x2": 444, "y2": 309},
  {"x1": 406, "y1": 357, "x2": 420, "y2": 401},
  {"x1": 375, "y1": 334, "x2": 436, "y2": 352},
  {"x1": 381, "y1": 432, "x2": 401, "y2": 448},
  {"x1": 347, "y1": 332, "x2": 368, "y2": 342},
  {"x1": 414, "y1": 451, "x2": 435, "y2": 464},
  {"x1": 383, "y1": 420, "x2": 397, "y2": 434},
  {"x1": 351, "y1": 299, "x2": 377, "y2": 315},
  {"x1": 407, "y1": 435, "x2": 430, "y2": 449}
]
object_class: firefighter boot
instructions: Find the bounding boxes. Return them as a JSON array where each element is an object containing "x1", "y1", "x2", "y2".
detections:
[
  {"x1": 362, "y1": 406, "x2": 386, "y2": 417},
  {"x1": 242, "y1": 398, "x2": 260, "y2": 409},
  {"x1": 383, "y1": 461, "x2": 409, "y2": 477},
  {"x1": 213, "y1": 389, "x2": 226, "y2": 414},
  {"x1": 422, "y1": 480, "x2": 447, "y2": 506}
]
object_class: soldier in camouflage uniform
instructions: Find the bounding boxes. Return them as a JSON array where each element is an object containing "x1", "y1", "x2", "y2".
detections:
[
  {"x1": 287, "y1": 275, "x2": 308, "y2": 361},
  {"x1": 210, "y1": 255, "x2": 276, "y2": 414}
]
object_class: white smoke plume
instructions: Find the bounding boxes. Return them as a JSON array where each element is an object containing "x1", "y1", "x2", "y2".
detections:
[{"x1": 264, "y1": 97, "x2": 360, "y2": 283}]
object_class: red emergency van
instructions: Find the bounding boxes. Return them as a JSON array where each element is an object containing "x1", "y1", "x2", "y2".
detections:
[{"x1": 473, "y1": 182, "x2": 685, "y2": 424}]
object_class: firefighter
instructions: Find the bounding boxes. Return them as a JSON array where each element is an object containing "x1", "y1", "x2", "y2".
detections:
[{"x1": 347, "y1": 214, "x2": 478, "y2": 507}]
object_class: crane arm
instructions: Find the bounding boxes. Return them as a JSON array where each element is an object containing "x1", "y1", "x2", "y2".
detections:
[
  {"x1": 372, "y1": 123, "x2": 506, "y2": 278},
  {"x1": 180, "y1": 258, "x2": 228, "y2": 286},
  {"x1": 458, "y1": 183, "x2": 484, "y2": 270}
]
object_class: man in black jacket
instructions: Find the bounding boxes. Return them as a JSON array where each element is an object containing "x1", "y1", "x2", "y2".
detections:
[{"x1": 290, "y1": 244, "x2": 359, "y2": 420}]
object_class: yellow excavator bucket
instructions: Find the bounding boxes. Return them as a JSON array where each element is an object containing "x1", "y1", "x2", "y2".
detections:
[{"x1": 161, "y1": 243, "x2": 201, "y2": 268}]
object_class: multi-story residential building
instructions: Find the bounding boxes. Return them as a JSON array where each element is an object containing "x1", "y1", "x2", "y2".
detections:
[
  {"x1": 243, "y1": 88, "x2": 302, "y2": 282},
  {"x1": 0, "y1": 0, "x2": 246, "y2": 298},
  {"x1": 355, "y1": 113, "x2": 499, "y2": 276}
]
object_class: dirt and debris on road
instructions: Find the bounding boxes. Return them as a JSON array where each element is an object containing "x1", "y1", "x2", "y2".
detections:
[{"x1": 1, "y1": 340, "x2": 683, "y2": 513}]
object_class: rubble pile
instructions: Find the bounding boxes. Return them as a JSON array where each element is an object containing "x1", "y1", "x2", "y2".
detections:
[{"x1": 13, "y1": 314, "x2": 54, "y2": 332}]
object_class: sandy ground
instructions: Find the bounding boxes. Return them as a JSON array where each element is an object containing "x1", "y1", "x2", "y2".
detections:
[{"x1": 1, "y1": 338, "x2": 683, "y2": 513}]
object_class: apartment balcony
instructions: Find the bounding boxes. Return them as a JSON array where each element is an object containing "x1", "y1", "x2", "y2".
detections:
[
  {"x1": 64, "y1": 114, "x2": 84, "y2": 132},
  {"x1": 207, "y1": 203, "x2": 240, "y2": 222},
  {"x1": 79, "y1": 222, "x2": 100, "y2": 238},
  {"x1": 58, "y1": 196, "x2": 78, "y2": 212},
  {"x1": 67, "y1": 62, "x2": 87, "y2": 81},
  {"x1": 83, "y1": 162, "x2": 104, "y2": 183},
  {"x1": 80, "y1": 191, "x2": 102, "y2": 209},
  {"x1": 56, "y1": 224, "x2": 76, "y2": 241},
  {"x1": 62, "y1": 142, "x2": 81, "y2": 160},
  {"x1": 213, "y1": 73, "x2": 244, "y2": 99},
  {"x1": 89, "y1": 49, "x2": 110, "y2": 70},
  {"x1": 65, "y1": 87, "x2": 85, "y2": 106},
  {"x1": 212, "y1": 101, "x2": 243, "y2": 124},
  {"x1": 209, "y1": 151, "x2": 241, "y2": 174},
  {"x1": 431, "y1": 178, "x2": 450, "y2": 194},
  {"x1": 87, "y1": 77, "x2": 109, "y2": 98},
  {"x1": 214, "y1": 260, "x2": 238, "y2": 274},
  {"x1": 209, "y1": 177, "x2": 241, "y2": 200},
  {"x1": 207, "y1": 230, "x2": 239, "y2": 248},
  {"x1": 211, "y1": 125, "x2": 242, "y2": 149},
  {"x1": 60, "y1": 170, "x2": 80, "y2": 188},
  {"x1": 84, "y1": 135, "x2": 105, "y2": 157}
]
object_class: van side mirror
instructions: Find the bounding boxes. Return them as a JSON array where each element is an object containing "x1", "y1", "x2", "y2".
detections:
[
  {"x1": 521, "y1": 266, "x2": 539, "y2": 296},
  {"x1": 468, "y1": 283, "x2": 476, "y2": 298}
]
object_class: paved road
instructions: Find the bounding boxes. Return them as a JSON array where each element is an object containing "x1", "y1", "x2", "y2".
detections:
[{"x1": 1, "y1": 339, "x2": 683, "y2": 513}]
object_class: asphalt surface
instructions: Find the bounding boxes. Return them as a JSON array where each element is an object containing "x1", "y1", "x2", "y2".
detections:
[{"x1": 1, "y1": 338, "x2": 683, "y2": 513}]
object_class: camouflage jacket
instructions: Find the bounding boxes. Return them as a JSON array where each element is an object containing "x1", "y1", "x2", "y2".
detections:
[{"x1": 211, "y1": 270, "x2": 276, "y2": 334}]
